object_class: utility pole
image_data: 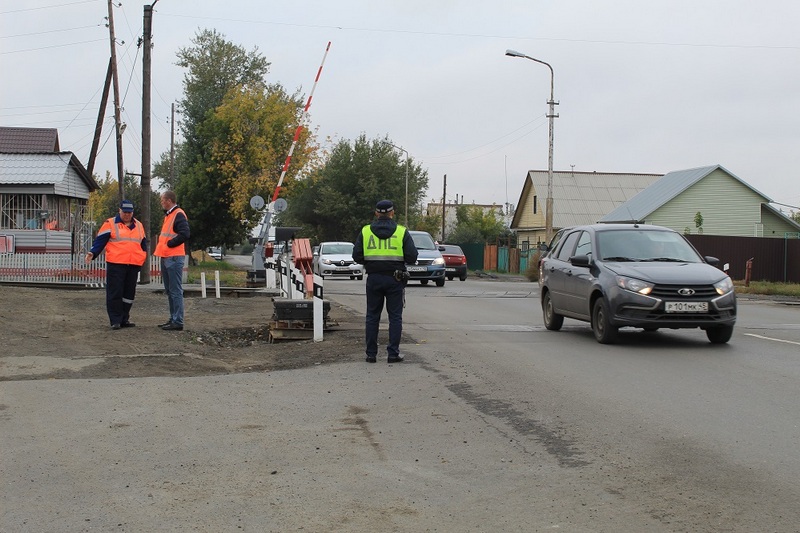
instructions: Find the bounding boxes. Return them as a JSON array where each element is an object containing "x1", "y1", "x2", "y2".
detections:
[
  {"x1": 441, "y1": 174, "x2": 447, "y2": 242},
  {"x1": 87, "y1": 59, "x2": 112, "y2": 178},
  {"x1": 106, "y1": 0, "x2": 125, "y2": 201},
  {"x1": 170, "y1": 102, "x2": 175, "y2": 183},
  {"x1": 140, "y1": 1, "x2": 158, "y2": 284}
]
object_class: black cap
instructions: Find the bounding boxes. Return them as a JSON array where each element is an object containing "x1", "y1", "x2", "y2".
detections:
[
  {"x1": 375, "y1": 199, "x2": 394, "y2": 213},
  {"x1": 120, "y1": 200, "x2": 134, "y2": 212}
]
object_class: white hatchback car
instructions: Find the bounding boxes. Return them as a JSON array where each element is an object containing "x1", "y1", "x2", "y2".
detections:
[{"x1": 313, "y1": 241, "x2": 363, "y2": 280}]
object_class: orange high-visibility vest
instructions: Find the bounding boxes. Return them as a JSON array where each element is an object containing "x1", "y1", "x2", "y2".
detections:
[
  {"x1": 100, "y1": 217, "x2": 147, "y2": 266},
  {"x1": 154, "y1": 207, "x2": 187, "y2": 257}
]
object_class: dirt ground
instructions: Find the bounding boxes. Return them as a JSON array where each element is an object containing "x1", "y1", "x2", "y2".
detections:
[{"x1": 0, "y1": 284, "x2": 366, "y2": 381}]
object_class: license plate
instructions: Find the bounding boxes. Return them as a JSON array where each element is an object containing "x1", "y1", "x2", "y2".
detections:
[
  {"x1": 407, "y1": 266, "x2": 426, "y2": 272},
  {"x1": 665, "y1": 301, "x2": 708, "y2": 313},
  {"x1": 335, "y1": 268, "x2": 351, "y2": 273},
  {"x1": 445, "y1": 267, "x2": 456, "y2": 272}
]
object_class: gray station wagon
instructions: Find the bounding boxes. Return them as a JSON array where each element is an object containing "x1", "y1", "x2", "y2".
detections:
[{"x1": 538, "y1": 224, "x2": 736, "y2": 344}]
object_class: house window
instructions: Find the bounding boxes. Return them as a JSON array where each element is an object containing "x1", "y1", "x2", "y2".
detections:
[{"x1": 533, "y1": 195, "x2": 538, "y2": 214}]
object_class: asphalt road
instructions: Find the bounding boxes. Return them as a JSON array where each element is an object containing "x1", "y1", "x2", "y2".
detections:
[
  {"x1": 326, "y1": 276, "x2": 800, "y2": 531},
  {"x1": 3, "y1": 273, "x2": 799, "y2": 532}
]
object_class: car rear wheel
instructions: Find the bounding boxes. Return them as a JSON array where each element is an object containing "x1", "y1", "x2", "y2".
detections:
[
  {"x1": 435, "y1": 278, "x2": 445, "y2": 287},
  {"x1": 459, "y1": 275, "x2": 467, "y2": 281},
  {"x1": 542, "y1": 292, "x2": 564, "y2": 331},
  {"x1": 706, "y1": 325, "x2": 733, "y2": 344},
  {"x1": 592, "y1": 298, "x2": 618, "y2": 344},
  {"x1": 447, "y1": 275, "x2": 454, "y2": 281}
]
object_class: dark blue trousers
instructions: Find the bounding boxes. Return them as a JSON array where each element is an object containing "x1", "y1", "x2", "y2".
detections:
[
  {"x1": 365, "y1": 273, "x2": 405, "y2": 358},
  {"x1": 106, "y1": 262, "x2": 141, "y2": 326}
]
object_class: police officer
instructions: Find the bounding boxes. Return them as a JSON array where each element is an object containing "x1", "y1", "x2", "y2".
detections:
[
  {"x1": 85, "y1": 199, "x2": 148, "y2": 330},
  {"x1": 353, "y1": 199, "x2": 418, "y2": 363}
]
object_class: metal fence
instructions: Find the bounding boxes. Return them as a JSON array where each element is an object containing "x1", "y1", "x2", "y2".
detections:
[
  {"x1": 686, "y1": 234, "x2": 800, "y2": 283},
  {"x1": 0, "y1": 253, "x2": 167, "y2": 286}
]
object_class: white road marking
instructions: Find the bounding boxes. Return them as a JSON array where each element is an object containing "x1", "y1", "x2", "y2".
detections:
[{"x1": 744, "y1": 333, "x2": 800, "y2": 346}]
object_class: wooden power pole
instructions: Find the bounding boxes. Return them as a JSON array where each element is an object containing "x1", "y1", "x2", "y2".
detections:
[
  {"x1": 441, "y1": 174, "x2": 447, "y2": 242},
  {"x1": 139, "y1": 1, "x2": 158, "y2": 283},
  {"x1": 106, "y1": 0, "x2": 125, "y2": 201}
]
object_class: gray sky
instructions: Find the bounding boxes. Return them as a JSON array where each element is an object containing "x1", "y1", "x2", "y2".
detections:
[{"x1": 2, "y1": 0, "x2": 799, "y2": 215}]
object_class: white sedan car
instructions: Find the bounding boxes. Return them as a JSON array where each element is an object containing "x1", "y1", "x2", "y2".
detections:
[{"x1": 313, "y1": 242, "x2": 363, "y2": 280}]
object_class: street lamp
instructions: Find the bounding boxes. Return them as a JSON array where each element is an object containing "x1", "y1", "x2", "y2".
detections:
[
  {"x1": 387, "y1": 143, "x2": 409, "y2": 226},
  {"x1": 505, "y1": 48, "x2": 558, "y2": 243}
]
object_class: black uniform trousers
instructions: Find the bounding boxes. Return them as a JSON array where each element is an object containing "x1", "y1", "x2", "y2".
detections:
[
  {"x1": 106, "y1": 262, "x2": 141, "y2": 326},
  {"x1": 365, "y1": 272, "x2": 405, "y2": 358}
]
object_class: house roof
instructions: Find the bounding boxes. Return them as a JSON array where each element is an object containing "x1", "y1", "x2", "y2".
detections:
[
  {"x1": 511, "y1": 170, "x2": 663, "y2": 229},
  {"x1": 762, "y1": 202, "x2": 800, "y2": 232},
  {"x1": 0, "y1": 127, "x2": 60, "y2": 153},
  {"x1": 0, "y1": 152, "x2": 99, "y2": 191},
  {"x1": 599, "y1": 165, "x2": 772, "y2": 223}
]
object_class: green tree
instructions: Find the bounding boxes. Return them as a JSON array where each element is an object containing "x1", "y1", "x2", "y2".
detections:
[
  {"x1": 447, "y1": 204, "x2": 507, "y2": 244},
  {"x1": 791, "y1": 210, "x2": 800, "y2": 224},
  {"x1": 694, "y1": 211, "x2": 704, "y2": 234},
  {"x1": 280, "y1": 134, "x2": 428, "y2": 243},
  {"x1": 162, "y1": 29, "x2": 316, "y2": 251}
]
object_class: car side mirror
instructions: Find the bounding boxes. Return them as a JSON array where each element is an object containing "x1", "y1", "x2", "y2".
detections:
[
  {"x1": 704, "y1": 256, "x2": 719, "y2": 266},
  {"x1": 570, "y1": 254, "x2": 592, "y2": 267},
  {"x1": 438, "y1": 246, "x2": 446, "y2": 252}
]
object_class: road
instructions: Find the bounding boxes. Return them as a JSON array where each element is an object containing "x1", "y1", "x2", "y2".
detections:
[
  {"x1": 3, "y1": 270, "x2": 799, "y2": 531},
  {"x1": 324, "y1": 276, "x2": 800, "y2": 531}
]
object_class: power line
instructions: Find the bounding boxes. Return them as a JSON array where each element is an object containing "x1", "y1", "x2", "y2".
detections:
[{"x1": 158, "y1": 12, "x2": 800, "y2": 51}]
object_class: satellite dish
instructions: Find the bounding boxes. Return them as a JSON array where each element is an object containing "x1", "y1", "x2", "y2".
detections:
[
  {"x1": 250, "y1": 195, "x2": 265, "y2": 210},
  {"x1": 273, "y1": 198, "x2": 288, "y2": 213}
]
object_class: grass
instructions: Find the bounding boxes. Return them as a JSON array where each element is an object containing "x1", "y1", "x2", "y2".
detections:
[
  {"x1": 187, "y1": 260, "x2": 248, "y2": 286},
  {"x1": 733, "y1": 280, "x2": 800, "y2": 298}
]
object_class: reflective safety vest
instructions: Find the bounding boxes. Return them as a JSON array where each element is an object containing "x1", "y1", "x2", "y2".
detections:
[
  {"x1": 101, "y1": 217, "x2": 147, "y2": 266},
  {"x1": 154, "y1": 207, "x2": 187, "y2": 257},
  {"x1": 361, "y1": 224, "x2": 406, "y2": 261}
]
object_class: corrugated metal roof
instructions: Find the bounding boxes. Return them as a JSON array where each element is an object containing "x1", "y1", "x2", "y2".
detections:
[
  {"x1": 0, "y1": 152, "x2": 74, "y2": 185},
  {"x1": 0, "y1": 127, "x2": 59, "y2": 153},
  {"x1": 598, "y1": 164, "x2": 773, "y2": 223},
  {"x1": 527, "y1": 170, "x2": 663, "y2": 227}
]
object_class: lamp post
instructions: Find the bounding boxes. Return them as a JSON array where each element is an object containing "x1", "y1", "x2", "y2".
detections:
[
  {"x1": 387, "y1": 143, "x2": 409, "y2": 226},
  {"x1": 505, "y1": 49, "x2": 558, "y2": 243}
]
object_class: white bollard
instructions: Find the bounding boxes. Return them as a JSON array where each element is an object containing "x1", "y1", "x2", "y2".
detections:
[
  {"x1": 215, "y1": 270, "x2": 221, "y2": 299},
  {"x1": 313, "y1": 273, "x2": 323, "y2": 342},
  {"x1": 200, "y1": 271, "x2": 207, "y2": 298}
]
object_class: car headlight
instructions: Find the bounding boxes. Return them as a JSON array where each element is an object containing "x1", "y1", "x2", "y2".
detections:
[
  {"x1": 714, "y1": 276, "x2": 734, "y2": 295},
  {"x1": 321, "y1": 258, "x2": 332, "y2": 265},
  {"x1": 433, "y1": 257, "x2": 445, "y2": 266},
  {"x1": 616, "y1": 275, "x2": 654, "y2": 295}
]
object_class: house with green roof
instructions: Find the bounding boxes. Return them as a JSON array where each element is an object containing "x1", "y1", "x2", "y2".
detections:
[{"x1": 599, "y1": 165, "x2": 800, "y2": 238}]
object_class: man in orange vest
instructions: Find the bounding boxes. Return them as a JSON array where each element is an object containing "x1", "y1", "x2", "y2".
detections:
[
  {"x1": 85, "y1": 199, "x2": 148, "y2": 330},
  {"x1": 154, "y1": 190, "x2": 190, "y2": 331}
]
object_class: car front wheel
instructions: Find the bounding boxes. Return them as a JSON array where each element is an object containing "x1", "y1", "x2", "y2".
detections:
[
  {"x1": 435, "y1": 278, "x2": 445, "y2": 287},
  {"x1": 592, "y1": 298, "x2": 618, "y2": 344},
  {"x1": 706, "y1": 325, "x2": 733, "y2": 344},
  {"x1": 542, "y1": 292, "x2": 564, "y2": 331}
]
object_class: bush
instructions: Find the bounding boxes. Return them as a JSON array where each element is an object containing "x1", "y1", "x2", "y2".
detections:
[{"x1": 525, "y1": 251, "x2": 542, "y2": 282}]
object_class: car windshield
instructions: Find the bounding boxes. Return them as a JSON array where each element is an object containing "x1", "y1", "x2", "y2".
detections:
[
  {"x1": 441, "y1": 245, "x2": 462, "y2": 254},
  {"x1": 597, "y1": 229, "x2": 702, "y2": 262},
  {"x1": 322, "y1": 243, "x2": 353, "y2": 255},
  {"x1": 411, "y1": 233, "x2": 437, "y2": 250}
]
